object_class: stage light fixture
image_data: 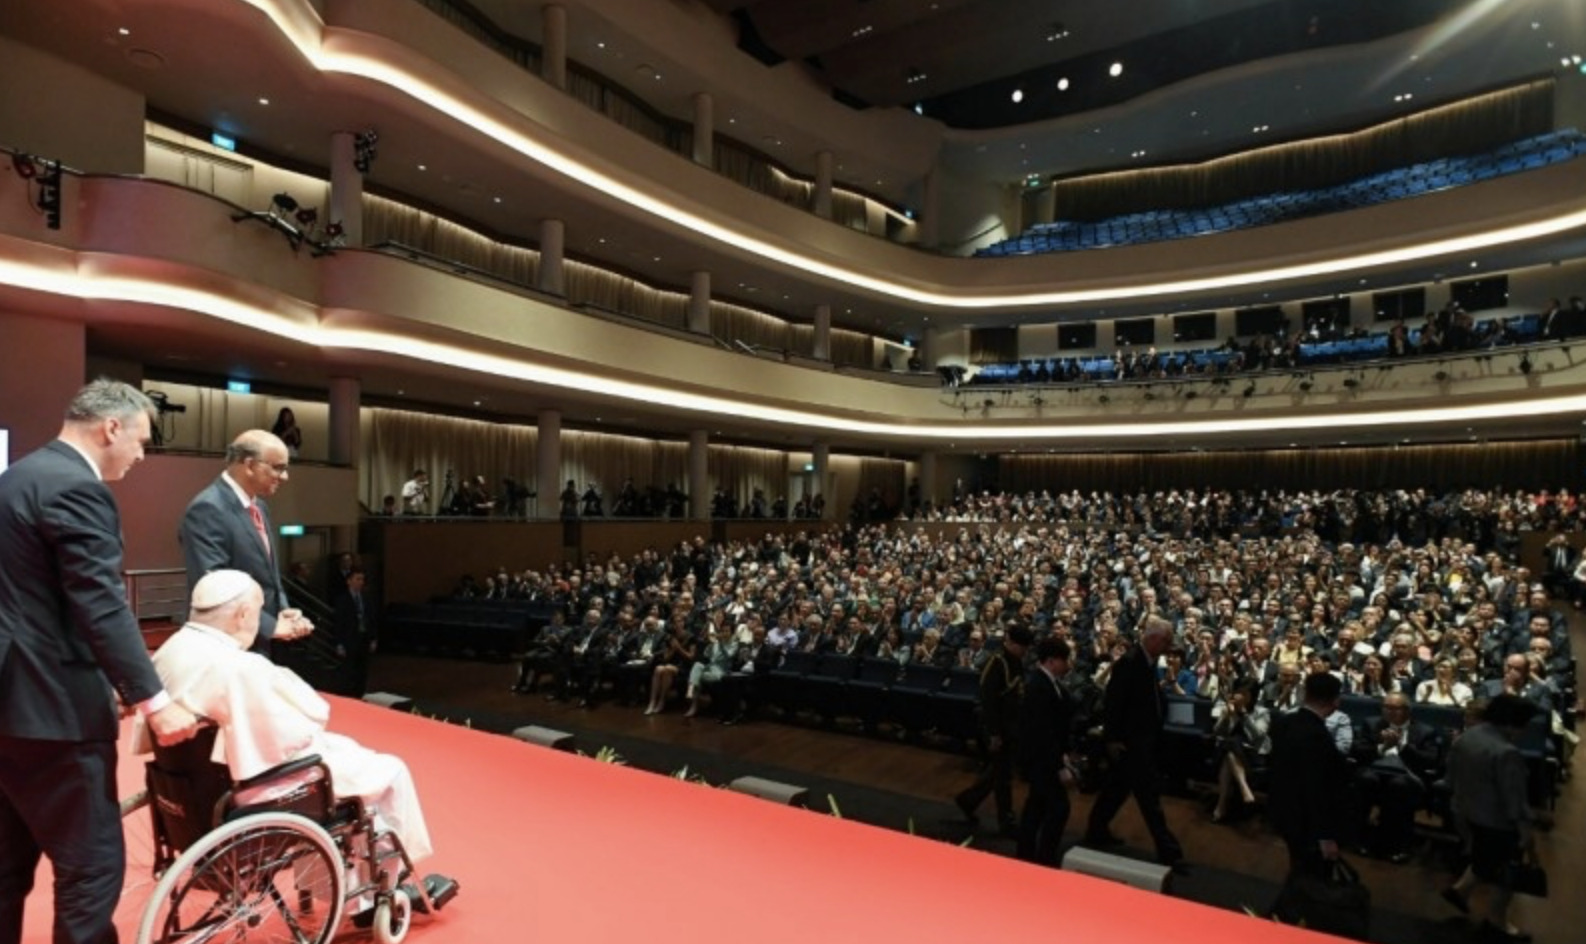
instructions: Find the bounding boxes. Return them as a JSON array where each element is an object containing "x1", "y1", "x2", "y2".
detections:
[
  {"x1": 36, "y1": 160, "x2": 61, "y2": 230},
  {"x1": 1519, "y1": 354, "x2": 1533, "y2": 375},
  {"x1": 271, "y1": 192, "x2": 299, "y2": 214}
]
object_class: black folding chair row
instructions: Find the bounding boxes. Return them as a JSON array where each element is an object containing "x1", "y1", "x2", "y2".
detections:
[{"x1": 763, "y1": 653, "x2": 982, "y2": 741}]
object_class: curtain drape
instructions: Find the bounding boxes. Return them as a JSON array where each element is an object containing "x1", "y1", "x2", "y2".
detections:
[{"x1": 998, "y1": 439, "x2": 1576, "y2": 495}]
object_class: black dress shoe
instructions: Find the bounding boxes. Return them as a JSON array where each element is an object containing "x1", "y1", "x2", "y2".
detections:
[
  {"x1": 1082, "y1": 830, "x2": 1124, "y2": 848},
  {"x1": 1164, "y1": 858, "x2": 1191, "y2": 877},
  {"x1": 953, "y1": 794, "x2": 980, "y2": 827}
]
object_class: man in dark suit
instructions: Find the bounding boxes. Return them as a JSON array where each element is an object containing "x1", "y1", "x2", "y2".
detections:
[
  {"x1": 954, "y1": 623, "x2": 1031, "y2": 835},
  {"x1": 1017, "y1": 636, "x2": 1075, "y2": 866},
  {"x1": 0, "y1": 380, "x2": 200, "y2": 944},
  {"x1": 1268, "y1": 671, "x2": 1349, "y2": 879},
  {"x1": 179, "y1": 429, "x2": 314, "y2": 657},
  {"x1": 1083, "y1": 616, "x2": 1184, "y2": 870},
  {"x1": 331, "y1": 568, "x2": 376, "y2": 697},
  {"x1": 1351, "y1": 692, "x2": 1445, "y2": 861}
]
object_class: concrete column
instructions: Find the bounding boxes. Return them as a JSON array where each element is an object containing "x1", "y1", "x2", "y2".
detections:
[
  {"x1": 1032, "y1": 184, "x2": 1057, "y2": 226},
  {"x1": 328, "y1": 132, "x2": 363, "y2": 247},
  {"x1": 812, "y1": 442, "x2": 830, "y2": 521},
  {"x1": 688, "y1": 270, "x2": 711, "y2": 335},
  {"x1": 1556, "y1": 64, "x2": 1586, "y2": 129},
  {"x1": 812, "y1": 304, "x2": 832, "y2": 361},
  {"x1": 327, "y1": 376, "x2": 360, "y2": 553},
  {"x1": 537, "y1": 218, "x2": 565, "y2": 296},
  {"x1": 921, "y1": 326, "x2": 940, "y2": 369},
  {"x1": 541, "y1": 4, "x2": 568, "y2": 90},
  {"x1": 536, "y1": 409, "x2": 561, "y2": 519},
  {"x1": 918, "y1": 163, "x2": 941, "y2": 249},
  {"x1": 692, "y1": 92, "x2": 714, "y2": 169},
  {"x1": 689, "y1": 430, "x2": 710, "y2": 521},
  {"x1": 918, "y1": 451, "x2": 938, "y2": 515},
  {"x1": 813, "y1": 150, "x2": 834, "y2": 219}
]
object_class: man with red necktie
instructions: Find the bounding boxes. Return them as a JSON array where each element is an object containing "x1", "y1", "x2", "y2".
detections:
[{"x1": 180, "y1": 429, "x2": 314, "y2": 658}]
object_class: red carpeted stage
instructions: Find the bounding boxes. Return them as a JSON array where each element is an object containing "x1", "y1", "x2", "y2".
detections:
[{"x1": 25, "y1": 697, "x2": 1338, "y2": 943}]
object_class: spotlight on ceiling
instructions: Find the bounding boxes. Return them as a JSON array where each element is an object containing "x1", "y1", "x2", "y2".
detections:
[
  {"x1": 1298, "y1": 380, "x2": 1313, "y2": 391},
  {"x1": 1519, "y1": 354, "x2": 1533, "y2": 375},
  {"x1": 1108, "y1": 61, "x2": 1123, "y2": 78},
  {"x1": 1011, "y1": 88, "x2": 1025, "y2": 104},
  {"x1": 1434, "y1": 370, "x2": 1449, "y2": 382},
  {"x1": 1342, "y1": 377, "x2": 1360, "y2": 388},
  {"x1": 1242, "y1": 384, "x2": 1256, "y2": 398},
  {"x1": 270, "y1": 192, "x2": 298, "y2": 214}
]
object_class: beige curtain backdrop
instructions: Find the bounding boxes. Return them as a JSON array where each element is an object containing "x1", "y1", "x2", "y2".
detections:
[
  {"x1": 999, "y1": 439, "x2": 1577, "y2": 495},
  {"x1": 362, "y1": 193, "x2": 541, "y2": 286}
]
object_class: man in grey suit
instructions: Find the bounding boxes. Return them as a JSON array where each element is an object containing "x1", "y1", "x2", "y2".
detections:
[
  {"x1": 179, "y1": 429, "x2": 314, "y2": 658},
  {"x1": 0, "y1": 379, "x2": 200, "y2": 944},
  {"x1": 1441, "y1": 695, "x2": 1539, "y2": 942}
]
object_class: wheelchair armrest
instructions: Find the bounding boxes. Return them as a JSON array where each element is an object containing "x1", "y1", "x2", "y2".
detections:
[{"x1": 235, "y1": 754, "x2": 331, "y2": 793}]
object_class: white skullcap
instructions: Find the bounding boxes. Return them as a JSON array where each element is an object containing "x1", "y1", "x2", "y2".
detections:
[{"x1": 191, "y1": 569, "x2": 258, "y2": 610}]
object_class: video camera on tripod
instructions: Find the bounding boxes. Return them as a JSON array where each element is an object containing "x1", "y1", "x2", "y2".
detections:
[{"x1": 145, "y1": 390, "x2": 187, "y2": 446}]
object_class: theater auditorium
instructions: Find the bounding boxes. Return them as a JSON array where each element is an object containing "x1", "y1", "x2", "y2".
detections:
[{"x1": 3, "y1": 1, "x2": 1585, "y2": 941}]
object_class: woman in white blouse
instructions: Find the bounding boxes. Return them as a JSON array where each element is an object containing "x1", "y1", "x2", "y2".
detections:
[{"x1": 1414, "y1": 657, "x2": 1473, "y2": 707}]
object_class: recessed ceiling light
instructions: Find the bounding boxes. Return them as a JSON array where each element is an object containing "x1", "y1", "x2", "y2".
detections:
[
  {"x1": 1011, "y1": 88, "x2": 1024, "y2": 103},
  {"x1": 1108, "y1": 61, "x2": 1123, "y2": 78},
  {"x1": 493, "y1": 196, "x2": 502, "y2": 203},
  {"x1": 1057, "y1": 77, "x2": 1069, "y2": 91},
  {"x1": 118, "y1": 27, "x2": 130, "y2": 36},
  {"x1": 913, "y1": 103, "x2": 924, "y2": 115},
  {"x1": 258, "y1": 97, "x2": 270, "y2": 106},
  {"x1": 596, "y1": 41, "x2": 606, "y2": 48}
]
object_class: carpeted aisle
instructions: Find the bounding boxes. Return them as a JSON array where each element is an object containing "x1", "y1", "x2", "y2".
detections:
[{"x1": 25, "y1": 696, "x2": 1340, "y2": 943}]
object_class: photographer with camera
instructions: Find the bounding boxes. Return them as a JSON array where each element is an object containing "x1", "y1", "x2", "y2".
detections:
[{"x1": 401, "y1": 469, "x2": 430, "y2": 515}]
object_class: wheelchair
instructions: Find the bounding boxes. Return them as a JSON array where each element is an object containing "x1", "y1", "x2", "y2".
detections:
[{"x1": 124, "y1": 726, "x2": 457, "y2": 944}]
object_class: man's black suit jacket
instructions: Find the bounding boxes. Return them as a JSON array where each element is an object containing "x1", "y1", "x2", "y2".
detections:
[
  {"x1": 0, "y1": 441, "x2": 162, "y2": 741},
  {"x1": 1352, "y1": 717, "x2": 1445, "y2": 782},
  {"x1": 1019, "y1": 667, "x2": 1074, "y2": 784},
  {"x1": 1268, "y1": 707, "x2": 1350, "y2": 848},
  {"x1": 1102, "y1": 643, "x2": 1164, "y2": 748},
  {"x1": 179, "y1": 475, "x2": 290, "y2": 648}
]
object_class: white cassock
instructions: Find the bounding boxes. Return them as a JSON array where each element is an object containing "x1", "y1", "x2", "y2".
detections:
[{"x1": 138, "y1": 622, "x2": 433, "y2": 861}]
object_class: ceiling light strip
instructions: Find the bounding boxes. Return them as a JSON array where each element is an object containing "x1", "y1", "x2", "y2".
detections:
[
  {"x1": 3, "y1": 250, "x2": 1581, "y2": 443},
  {"x1": 240, "y1": 0, "x2": 1586, "y2": 311}
]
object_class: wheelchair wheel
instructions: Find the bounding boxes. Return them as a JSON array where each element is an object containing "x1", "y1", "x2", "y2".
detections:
[
  {"x1": 136, "y1": 812, "x2": 344, "y2": 944},
  {"x1": 372, "y1": 887, "x2": 412, "y2": 944}
]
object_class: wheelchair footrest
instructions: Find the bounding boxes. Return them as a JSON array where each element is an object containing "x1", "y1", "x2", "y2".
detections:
[{"x1": 407, "y1": 874, "x2": 460, "y2": 914}]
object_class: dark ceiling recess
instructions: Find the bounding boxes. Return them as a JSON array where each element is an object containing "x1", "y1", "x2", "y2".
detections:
[{"x1": 728, "y1": 0, "x2": 1456, "y2": 128}]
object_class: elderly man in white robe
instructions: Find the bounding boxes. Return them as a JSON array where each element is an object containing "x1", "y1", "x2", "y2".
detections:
[{"x1": 139, "y1": 569, "x2": 433, "y2": 862}]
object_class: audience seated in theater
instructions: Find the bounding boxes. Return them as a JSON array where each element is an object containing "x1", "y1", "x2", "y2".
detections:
[{"x1": 432, "y1": 482, "x2": 1581, "y2": 869}]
